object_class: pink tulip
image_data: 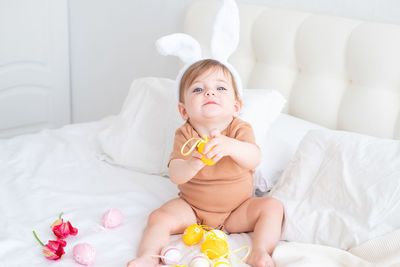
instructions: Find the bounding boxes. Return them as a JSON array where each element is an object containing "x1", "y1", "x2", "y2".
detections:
[
  {"x1": 51, "y1": 213, "x2": 78, "y2": 239},
  {"x1": 33, "y1": 231, "x2": 66, "y2": 260}
]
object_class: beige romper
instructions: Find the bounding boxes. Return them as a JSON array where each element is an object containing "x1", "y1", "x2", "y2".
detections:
[{"x1": 169, "y1": 117, "x2": 256, "y2": 228}]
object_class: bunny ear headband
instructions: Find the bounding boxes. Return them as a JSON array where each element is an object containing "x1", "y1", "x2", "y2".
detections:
[{"x1": 155, "y1": 0, "x2": 242, "y2": 101}]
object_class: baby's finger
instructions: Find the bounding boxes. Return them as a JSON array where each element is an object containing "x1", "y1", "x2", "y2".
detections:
[
  {"x1": 192, "y1": 151, "x2": 203, "y2": 159},
  {"x1": 203, "y1": 140, "x2": 217, "y2": 154},
  {"x1": 211, "y1": 153, "x2": 223, "y2": 163},
  {"x1": 204, "y1": 146, "x2": 221, "y2": 160}
]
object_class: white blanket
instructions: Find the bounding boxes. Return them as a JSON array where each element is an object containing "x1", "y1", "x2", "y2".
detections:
[{"x1": 1, "y1": 119, "x2": 399, "y2": 266}]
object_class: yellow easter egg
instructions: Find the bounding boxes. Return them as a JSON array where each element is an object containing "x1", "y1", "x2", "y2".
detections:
[
  {"x1": 201, "y1": 236, "x2": 229, "y2": 260},
  {"x1": 197, "y1": 139, "x2": 216, "y2": 166},
  {"x1": 183, "y1": 224, "x2": 204, "y2": 246}
]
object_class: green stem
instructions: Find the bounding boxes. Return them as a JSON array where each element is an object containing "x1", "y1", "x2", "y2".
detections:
[
  {"x1": 32, "y1": 231, "x2": 45, "y2": 247},
  {"x1": 59, "y1": 212, "x2": 64, "y2": 219}
]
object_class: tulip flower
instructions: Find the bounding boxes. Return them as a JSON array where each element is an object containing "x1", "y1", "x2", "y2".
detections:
[
  {"x1": 33, "y1": 231, "x2": 66, "y2": 260},
  {"x1": 51, "y1": 212, "x2": 78, "y2": 239}
]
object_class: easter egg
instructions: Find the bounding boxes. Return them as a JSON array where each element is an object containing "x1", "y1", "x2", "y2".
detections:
[
  {"x1": 197, "y1": 138, "x2": 216, "y2": 166},
  {"x1": 102, "y1": 208, "x2": 123, "y2": 229},
  {"x1": 204, "y1": 230, "x2": 227, "y2": 241},
  {"x1": 201, "y1": 235, "x2": 229, "y2": 260},
  {"x1": 183, "y1": 224, "x2": 204, "y2": 246},
  {"x1": 213, "y1": 258, "x2": 231, "y2": 267},
  {"x1": 160, "y1": 245, "x2": 182, "y2": 265},
  {"x1": 189, "y1": 254, "x2": 211, "y2": 267},
  {"x1": 73, "y1": 243, "x2": 96, "y2": 266}
]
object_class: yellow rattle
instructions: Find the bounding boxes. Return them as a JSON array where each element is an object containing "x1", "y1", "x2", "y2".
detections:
[
  {"x1": 181, "y1": 134, "x2": 216, "y2": 166},
  {"x1": 201, "y1": 233, "x2": 229, "y2": 260},
  {"x1": 183, "y1": 224, "x2": 206, "y2": 246}
]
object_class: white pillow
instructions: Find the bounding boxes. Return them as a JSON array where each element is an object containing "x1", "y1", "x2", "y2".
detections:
[
  {"x1": 97, "y1": 77, "x2": 181, "y2": 175},
  {"x1": 97, "y1": 77, "x2": 285, "y2": 178},
  {"x1": 254, "y1": 114, "x2": 327, "y2": 194},
  {"x1": 270, "y1": 129, "x2": 400, "y2": 250}
]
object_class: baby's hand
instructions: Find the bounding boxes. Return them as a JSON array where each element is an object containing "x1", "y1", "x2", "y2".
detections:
[
  {"x1": 188, "y1": 150, "x2": 206, "y2": 171},
  {"x1": 202, "y1": 129, "x2": 233, "y2": 163}
]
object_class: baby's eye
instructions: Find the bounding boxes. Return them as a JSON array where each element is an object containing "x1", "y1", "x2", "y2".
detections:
[
  {"x1": 193, "y1": 88, "x2": 203, "y2": 93},
  {"x1": 217, "y1": 87, "x2": 227, "y2": 91}
]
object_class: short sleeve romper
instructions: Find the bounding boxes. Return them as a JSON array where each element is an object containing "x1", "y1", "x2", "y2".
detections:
[{"x1": 169, "y1": 117, "x2": 257, "y2": 228}]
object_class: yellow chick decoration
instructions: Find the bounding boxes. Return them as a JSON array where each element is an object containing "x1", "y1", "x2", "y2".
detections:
[
  {"x1": 201, "y1": 233, "x2": 229, "y2": 260},
  {"x1": 183, "y1": 224, "x2": 205, "y2": 246}
]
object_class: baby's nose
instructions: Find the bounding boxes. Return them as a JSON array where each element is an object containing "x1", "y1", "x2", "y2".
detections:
[{"x1": 205, "y1": 89, "x2": 215, "y2": 96}]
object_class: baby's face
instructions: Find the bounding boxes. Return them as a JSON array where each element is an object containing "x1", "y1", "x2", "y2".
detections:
[{"x1": 179, "y1": 68, "x2": 241, "y2": 123}]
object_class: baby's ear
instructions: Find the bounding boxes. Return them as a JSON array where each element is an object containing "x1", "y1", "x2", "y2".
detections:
[
  {"x1": 233, "y1": 98, "x2": 242, "y2": 117},
  {"x1": 178, "y1": 102, "x2": 189, "y2": 120}
]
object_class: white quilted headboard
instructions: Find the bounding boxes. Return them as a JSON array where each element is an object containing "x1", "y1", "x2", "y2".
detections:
[{"x1": 184, "y1": 0, "x2": 400, "y2": 139}]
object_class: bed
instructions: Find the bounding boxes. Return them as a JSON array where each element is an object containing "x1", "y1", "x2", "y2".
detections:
[{"x1": 2, "y1": 0, "x2": 400, "y2": 266}]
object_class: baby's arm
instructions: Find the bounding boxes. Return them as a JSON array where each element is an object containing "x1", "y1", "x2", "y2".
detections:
[
  {"x1": 203, "y1": 129, "x2": 261, "y2": 170},
  {"x1": 169, "y1": 151, "x2": 206, "y2": 184}
]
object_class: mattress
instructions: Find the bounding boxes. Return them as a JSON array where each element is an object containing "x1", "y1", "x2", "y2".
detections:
[{"x1": 1, "y1": 117, "x2": 399, "y2": 267}]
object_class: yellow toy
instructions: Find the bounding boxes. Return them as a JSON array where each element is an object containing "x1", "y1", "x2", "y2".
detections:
[
  {"x1": 181, "y1": 134, "x2": 216, "y2": 166},
  {"x1": 183, "y1": 224, "x2": 205, "y2": 246},
  {"x1": 181, "y1": 224, "x2": 250, "y2": 266},
  {"x1": 201, "y1": 234, "x2": 229, "y2": 260}
]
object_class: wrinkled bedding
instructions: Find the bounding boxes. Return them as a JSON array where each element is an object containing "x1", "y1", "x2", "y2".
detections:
[{"x1": 1, "y1": 118, "x2": 399, "y2": 267}]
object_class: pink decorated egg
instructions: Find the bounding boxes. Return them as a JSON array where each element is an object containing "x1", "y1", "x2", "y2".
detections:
[
  {"x1": 73, "y1": 243, "x2": 96, "y2": 266},
  {"x1": 102, "y1": 208, "x2": 123, "y2": 229}
]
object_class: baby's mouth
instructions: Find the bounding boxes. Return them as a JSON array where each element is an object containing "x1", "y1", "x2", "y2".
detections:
[{"x1": 203, "y1": 101, "x2": 218, "y2": 106}]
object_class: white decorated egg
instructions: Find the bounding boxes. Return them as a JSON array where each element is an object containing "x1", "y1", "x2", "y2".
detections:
[
  {"x1": 160, "y1": 245, "x2": 182, "y2": 265},
  {"x1": 189, "y1": 254, "x2": 211, "y2": 267},
  {"x1": 205, "y1": 229, "x2": 227, "y2": 241}
]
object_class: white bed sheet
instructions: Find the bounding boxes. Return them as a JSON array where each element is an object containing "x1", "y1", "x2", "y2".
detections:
[
  {"x1": 1, "y1": 118, "x2": 399, "y2": 267},
  {"x1": 0, "y1": 117, "x2": 177, "y2": 266}
]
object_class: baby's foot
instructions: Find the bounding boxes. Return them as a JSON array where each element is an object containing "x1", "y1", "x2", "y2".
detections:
[
  {"x1": 246, "y1": 248, "x2": 275, "y2": 267},
  {"x1": 126, "y1": 254, "x2": 159, "y2": 267}
]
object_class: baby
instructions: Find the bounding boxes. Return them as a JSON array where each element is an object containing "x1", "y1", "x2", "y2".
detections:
[{"x1": 127, "y1": 59, "x2": 284, "y2": 267}]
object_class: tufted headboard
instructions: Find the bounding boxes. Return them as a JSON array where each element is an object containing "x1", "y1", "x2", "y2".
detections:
[{"x1": 184, "y1": 0, "x2": 400, "y2": 139}]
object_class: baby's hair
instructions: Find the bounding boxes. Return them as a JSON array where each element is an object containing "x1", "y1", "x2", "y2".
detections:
[{"x1": 179, "y1": 59, "x2": 239, "y2": 103}]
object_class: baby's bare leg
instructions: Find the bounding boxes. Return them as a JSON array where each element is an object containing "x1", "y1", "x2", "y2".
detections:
[
  {"x1": 224, "y1": 197, "x2": 284, "y2": 267},
  {"x1": 126, "y1": 198, "x2": 196, "y2": 267}
]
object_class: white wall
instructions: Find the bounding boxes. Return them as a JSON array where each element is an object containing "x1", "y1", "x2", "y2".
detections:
[
  {"x1": 69, "y1": 0, "x2": 193, "y2": 123},
  {"x1": 69, "y1": 0, "x2": 400, "y2": 123}
]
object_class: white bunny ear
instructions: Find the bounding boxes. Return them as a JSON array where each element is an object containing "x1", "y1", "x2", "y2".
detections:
[
  {"x1": 210, "y1": 0, "x2": 240, "y2": 62},
  {"x1": 156, "y1": 33, "x2": 202, "y2": 64}
]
